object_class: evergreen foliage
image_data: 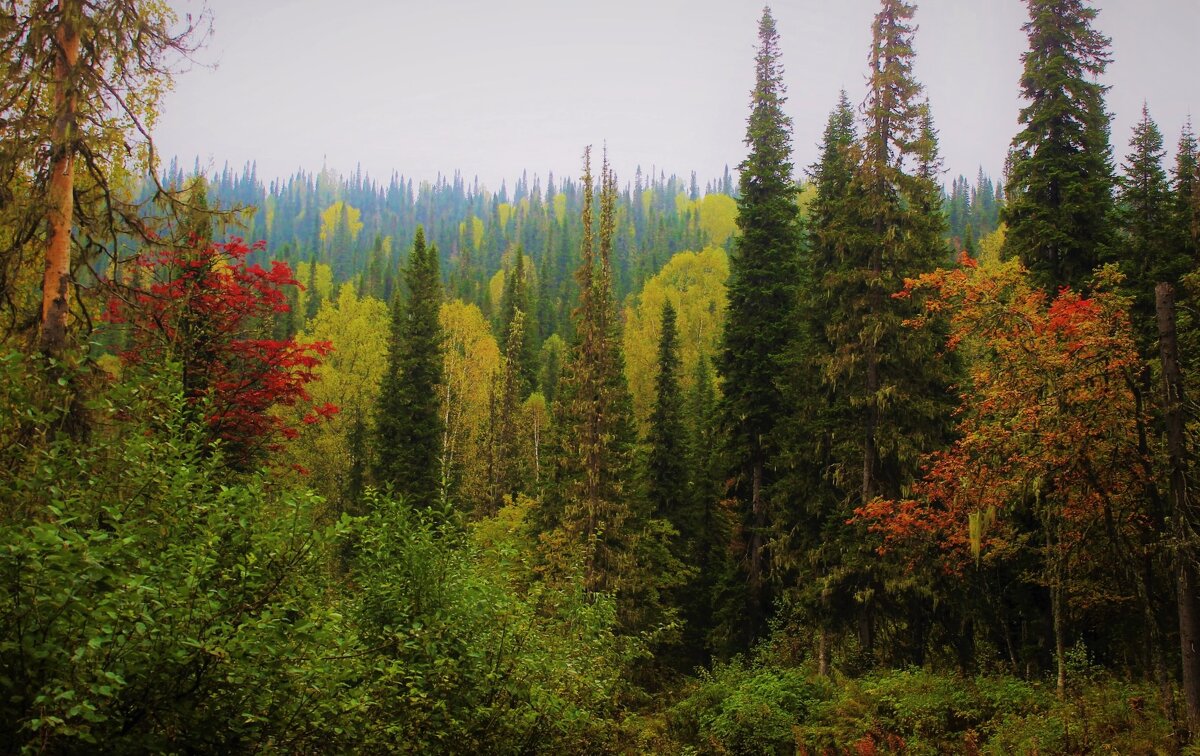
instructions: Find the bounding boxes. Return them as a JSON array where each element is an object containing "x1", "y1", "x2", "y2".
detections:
[
  {"x1": 1003, "y1": 0, "x2": 1115, "y2": 290},
  {"x1": 646, "y1": 301, "x2": 688, "y2": 541},
  {"x1": 718, "y1": 5, "x2": 802, "y2": 645},
  {"x1": 1116, "y1": 104, "x2": 1178, "y2": 343},
  {"x1": 375, "y1": 227, "x2": 444, "y2": 506}
]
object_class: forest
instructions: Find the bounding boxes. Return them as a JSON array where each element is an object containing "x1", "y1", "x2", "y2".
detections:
[{"x1": 1, "y1": 0, "x2": 1199, "y2": 753}]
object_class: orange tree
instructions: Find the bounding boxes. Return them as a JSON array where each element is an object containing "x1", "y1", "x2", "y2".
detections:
[{"x1": 855, "y1": 255, "x2": 1153, "y2": 693}]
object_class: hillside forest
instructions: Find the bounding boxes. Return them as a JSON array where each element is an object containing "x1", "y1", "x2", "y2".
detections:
[{"x1": 2, "y1": 0, "x2": 1200, "y2": 753}]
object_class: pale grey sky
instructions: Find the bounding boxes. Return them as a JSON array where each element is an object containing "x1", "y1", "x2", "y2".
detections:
[{"x1": 154, "y1": 0, "x2": 1200, "y2": 191}]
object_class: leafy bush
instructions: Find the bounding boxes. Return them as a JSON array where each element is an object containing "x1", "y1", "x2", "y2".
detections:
[
  {"x1": 667, "y1": 648, "x2": 1174, "y2": 756},
  {"x1": 0, "y1": 351, "x2": 350, "y2": 751},
  {"x1": 668, "y1": 657, "x2": 827, "y2": 754},
  {"x1": 342, "y1": 494, "x2": 639, "y2": 753}
]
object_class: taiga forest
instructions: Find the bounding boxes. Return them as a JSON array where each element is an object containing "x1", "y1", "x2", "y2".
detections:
[{"x1": 3, "y1": 0, "x2": 1200, "y2": 752}]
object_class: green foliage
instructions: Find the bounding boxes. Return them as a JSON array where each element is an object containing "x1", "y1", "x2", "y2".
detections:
[
  {"x1": 345, "y1": 493, "x2": 637, "y2": 753},
  {"x1": 669, "y1": 660, "x2": 1173, "y2": 755},
  {"x1": 670, "y1": 658, "x2": 827, "y2": 755},
  {"x1": 0, "y1": 352, "x2": 349, "y2": 752},
  {"x1": 719, "y1": 5, "x2": 802, "y2": 645},
  {"x1": 1003, "y1": 0, "x2": 1115, "y2": 290},
  {"x1": 375, "y1": 227, "x2": 445, "y2": 506}
]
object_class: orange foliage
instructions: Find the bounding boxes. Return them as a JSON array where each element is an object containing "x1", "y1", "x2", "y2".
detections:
[{"x1": 855, "y1": 256, "x2": 1148, "y2": 576}]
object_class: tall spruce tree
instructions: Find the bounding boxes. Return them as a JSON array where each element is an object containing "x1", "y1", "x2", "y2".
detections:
[
  {"x1": 718, "y1": 5, "x2": 802, "y2": 645},
  {"x1": 542, "y1": 148, "x2": 680, "y2": 636},
  {"x1": 1117, "y1": 104, "x2": 1176, "y2": 342},
  {"x1": 498, "y1": 246, "x2": 538, "y2": 393},
  {"x1": 647, "y1": 300, "x2": 688, "y2": 532},
  {"x1": 774, "y1": 91, "x2": 859, "y2": 675},
  {"x1": 1173, "y1": 121, "x2": 1200, "y2": 263},
  {"x1": 1003, "y1": 0, "x2": 1115, "y2": 290},
  {"x1": 375, "y1": 227, "x2": 444, "y2": 507},
  {"x1": 817, "y1": 0, "x2": 957, "y2": 665}
]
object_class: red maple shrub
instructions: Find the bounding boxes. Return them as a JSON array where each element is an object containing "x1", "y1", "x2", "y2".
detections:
[{"x1": 103, "y1": 238, "x2": 336, "y2": 468}]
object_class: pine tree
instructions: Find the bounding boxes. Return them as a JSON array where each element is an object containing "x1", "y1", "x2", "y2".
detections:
[
  {"x1": 1173, "y1": 121, "x2": 1200, "y2": 263},
  {"x1": 498, "y1": 246, "x2": 538, "y2": 393},
  {"x1": 542, "y1": 148, "x2": 675, "y2": 635},
  {"x1": 1003, "y1": 0, "x2": 1115, "y2": 290},
  {"x1": 818, "y1": 0, "x2": 957, "y2": 665},
  {"x1": 375, "y1": 227, "x2": 444, "y2": 508},
  {"x1": 718, "y1": 5, "x2": 802, "y2": 644},
  {"x1": 1117, "y1": 104, "x2": 1176, "y2": 343},
  {"x1": 647, "y1": 300, "x2": 688, "y2": 530}
]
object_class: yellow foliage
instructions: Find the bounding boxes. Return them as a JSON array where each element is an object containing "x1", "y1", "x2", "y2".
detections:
[
  {"x1": 675, "y1": 192, "x2": 694, "y2": 216},
  {"x1": 796, "y1": 182, "x2": 817, "y2": 219},
  {"x1": 976, "y1": 224, "x2": 1007, "y2": 269},
  {"x1": 459, "y1": 215, "x2": 484, "y2": 252},
  {"x1": 288, "y1": 284, "x2": 390, "y2": 506},
  {"x1": 623, "y1": 246, "x2": 729, "y2": 431},
  {"x1": 319, "y1": 200, "x2": 364, "y2": 247},
  {"x1": 488, "y1": 269, "x2": 506, "y2": 311},
  {"x1": 294, "y1": 261, "x2": 333, "y2": 317},
  {"x1": 440, "y1": 300, "x2": 502, "y2": 506},
  {"x1": 698, "y1": 193, "x2": 737, "y2": 246},
  {"x1": 553, "y1": 194, "x2": 567, "y2": 224},
  {"x1": 498, "y1": 203, "x2": 514, "y2": 229}
]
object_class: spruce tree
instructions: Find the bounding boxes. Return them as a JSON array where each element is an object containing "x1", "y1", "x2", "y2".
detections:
[
  {"x1": 1173, "y1": 121, "x2": 1200, "y2": 263},
  {"x1": 375, "y1": 227, "x2": 444, "y2": 508},
  {"x1": 1117, "y1": 104, "x2": 1176, "y2": 342},
  {"x1": 542, "y1": 148, "x2": 675, "y2": 635},
  {"x1": 495, "y1": 309, "x2": 529, "y2": 507},
  {"x1": 498, "y1": 247, "x2": 538, "y2": 393},
  {"x1": 817, "y1": 0, "x2": 957, "y2": 665},
  {"x1": 647, "y1": 300, "x2": 688, "y2": 531},
  {"x1": 718, "y1": 5, "x2": 802, "y2": 644},
  {"x1": 1003, "y1": 0, "x2": 1115, "y2": 290}
]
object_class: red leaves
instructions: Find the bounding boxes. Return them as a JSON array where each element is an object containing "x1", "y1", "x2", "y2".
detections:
[
  {"x1": 857, "y1": 259, "x2": 1147, "y2": 575},
  {"x1": 103, "y1": 238, "x2": 336, "y2": 467}
]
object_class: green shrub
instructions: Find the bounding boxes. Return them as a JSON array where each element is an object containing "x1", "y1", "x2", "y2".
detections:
[
  {"x1": 341, "y1": 494, "x2": 639, "y2": 753},
  {"x1": 0, "y1": 352, "x2": 350, "y2": 751},
  {"x1": 669, "y1": 658, "x2": 827, "y2": 754}
]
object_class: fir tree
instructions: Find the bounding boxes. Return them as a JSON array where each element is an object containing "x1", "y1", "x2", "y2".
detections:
[
  {"x1": 1003, "y1": 0, "x2": 1115, "y2": 290},
  {"x1": 718, "y1": 5, "x2": 802, "y2": 644},
  {"x1": 1173, "y1": 121, "x2": 1200, "y2": 263},
  {"x1": 304, "y1": 255, "x2": 321, "y2": 323},
  {"x1": 1116, "y1": 104, "x2": 1175, "y2": 343},
  {"x1": 646, "y1": 300, "x2": 688, "y2": 530},
  {"x1": 498, "y1": 246, "x2": 538, "y2": 393},
  {"x1": 817, "y1": 0, "x2": 957, "y2": 665},
  {"x1": 542, "y1": 148, "x2": 676, "y2": 635},
  {"x1": 375, "y1": 227, "x2": 444, "y2": 507},
  {"x1": 495, "y1": 309, "x2": 529, "y2": 506}
]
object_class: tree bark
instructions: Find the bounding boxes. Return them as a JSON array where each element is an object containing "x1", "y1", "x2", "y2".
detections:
[
  {"x1": 40, "y1": 0, "x2": 81, "y2": 356},
  {"x1": 747, "y1": 457, "x2": 765, "y2": 643},
  {"x1": 1156, "y1": 281, "x2": 1200, "y2": 738}
]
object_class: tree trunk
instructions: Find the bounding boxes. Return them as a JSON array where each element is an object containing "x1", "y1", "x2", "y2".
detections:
[
  {"x1": 40, "y1": 0, "x2": 80, "y2": 356},
  {"x1": 1054, "y1": 575, "x2": 1066, "y2": 700},
  {"x1": 747, "y1": 457, "x2": 765, "y2": 643},
  {"x1": 1156, "y1": 282, "x2": 1200, "y2": 738},
  {"x1": 817, "y1": 625, "x2": 830, "y2": 677}
]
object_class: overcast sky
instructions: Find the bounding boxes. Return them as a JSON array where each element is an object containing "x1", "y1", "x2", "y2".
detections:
[{"x1": 153, "y1": 0, "x2": 1200, "y2": 192}]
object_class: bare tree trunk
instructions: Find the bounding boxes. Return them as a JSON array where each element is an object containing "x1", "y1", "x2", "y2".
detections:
[
  {"x1": 40, "y1": 0, "x2": 81, "y2": 355},
  {"x1": 1157, "y1": 282, "x2": 1200, "y2": 738}
]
